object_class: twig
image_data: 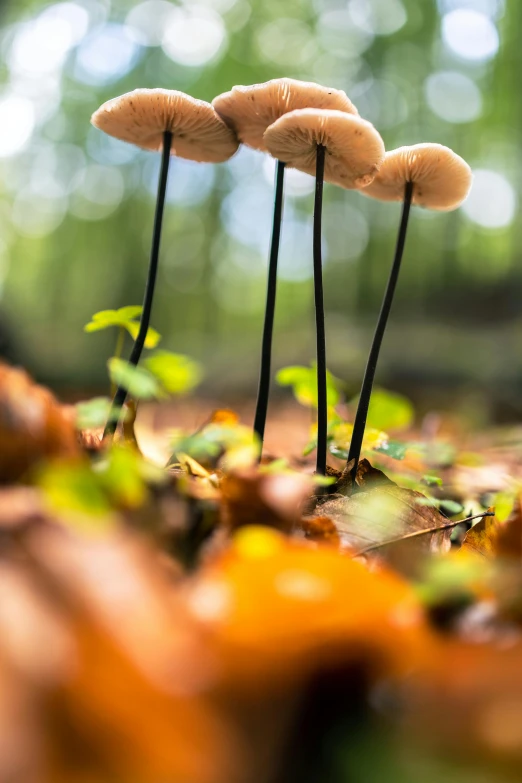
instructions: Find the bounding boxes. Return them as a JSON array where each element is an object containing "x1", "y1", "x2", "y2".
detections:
[{"x1": 354, "y1": 511, "x2": 494, "y2": 557}]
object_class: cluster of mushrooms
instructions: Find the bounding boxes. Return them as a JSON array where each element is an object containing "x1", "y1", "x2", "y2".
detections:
[{"x1": 91, "y1": 78, "x2": 472, "y2": 481}]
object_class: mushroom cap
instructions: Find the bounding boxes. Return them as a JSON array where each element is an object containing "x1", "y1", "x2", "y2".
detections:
[
  {"x1": 212, "y1": 78, "x2": 358, "y2": 152},
  {"x1": 360, "y1": 143, "x2": 473, "y2": 211},
  {"x1": 91, "y1": 88, "x2": 239, "y2": 163},
  {"x1": 264, "y1": 109, "x2": 385, "y2": 189}
]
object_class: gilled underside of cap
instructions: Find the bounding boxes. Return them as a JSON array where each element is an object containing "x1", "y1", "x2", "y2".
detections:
[
  {"x1": 91, "y1": 89, "x2": 238, "y2": 163},
  {"x1": 361, "y1": 144, "x2": 473, "y2": 211},
  {"x1": 264, "y1": 109, "x2": 385, "y2": 189},
  {"x1": 212, "y1": 78, "x2": 358, "y2": 152}
]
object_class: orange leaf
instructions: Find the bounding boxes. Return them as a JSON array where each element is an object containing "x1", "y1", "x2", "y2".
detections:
[{"x1": 461, "y1": 507, "x2": 498, "y2": 557}]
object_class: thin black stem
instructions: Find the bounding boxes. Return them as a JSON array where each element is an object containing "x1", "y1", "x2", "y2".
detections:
[
  {"x1": 253, "y1": 159, "x2": 286, "y2": 453},
  {"x1": 347, "y1": 180, "x2": 413, "y2": 482},
  {"x1": 313, "y1": 144, "x2": 327, "y2": 476},
  {"x1": 103, "y1": 130, "x2": 173, "y2": 439}
]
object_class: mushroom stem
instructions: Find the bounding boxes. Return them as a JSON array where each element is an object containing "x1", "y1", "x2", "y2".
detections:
[
  {"x1": 253, "y1": 159, "x2": 286, "y2": 453},
  {"x1": 103, "y1": 130, "x2": 173, "y2": 439},
  {"x1": 313, "y1": 143, "x2": 327, "y2": 476},
  {"x1": 347, "y1": 180, "x2": 413, "y2": 483}
]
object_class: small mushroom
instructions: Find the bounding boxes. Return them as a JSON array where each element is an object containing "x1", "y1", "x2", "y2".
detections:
[
  {"x1": 346, "y1": 144, "x2": 472, "y2": 483},
  {"x1": 212, "y1": 78, "x2": 357, "y2": 153},
  {"x1": 91, "y1": 89, "x2": 238, "y2": 438},
  {"x1": 264, "y1": 109, "x2": 385, "y2": 188},
  {"x1": 213, "y1": 80, "x2": 358, "y2": 455},
  {"x1": 361, "y1": 143, "x2": 472, "y2": 210},
  {"x1": 264, "y1": 109, "x2": 385, "y2": 476}
]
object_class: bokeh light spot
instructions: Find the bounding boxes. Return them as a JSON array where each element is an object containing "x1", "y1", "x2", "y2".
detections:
[
  {"x1": 442, "y1": 10, "x2": 499, "y2": 61},
  {"x1": 425, "y1": 71, "x2": 482, "y2": 123},
  {"x1": 12, "y1": 181, "x2": 67, "y2": 238},
  {"x1": 126, "y1": 1, "x2": 176, "y2": 46},
  {"x1": 256, "y1": 18, "x2": 316, "y2": 67},
  {"x1": 143, "y1": 156, "x2": 215, "y2": 207},
  {"x1": 75, "y1": 23, "x2": 142, "y2": 85},
  {"x1": 0, "y1": 96, "x2": 34, "y2": 158},
  {"x1": 349, "y1": 0, "x2": 407, "y2": 35},
  {"x1": 70, "y1": 164, "x2": 124, "y2": 220},
  {"x1": 438, "y1": 0, "x2": 504, "y2": 20},
  {"x1": 318, "y1": 10, "x2": 373, "y2": 59},
  {"x1": 462, "y1": 170, "x2": 516, "y2": 229},
  {"x1": 9, "y1": 3, "x2": 89, "y2": 76},
  {"x1": 262, "y1": 157, "x2": 315, "y2": 197},
  {"x1": 162, "y1": 6, "x2": 226, "y2": 66}
]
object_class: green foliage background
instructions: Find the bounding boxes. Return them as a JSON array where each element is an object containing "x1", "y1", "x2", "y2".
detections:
[{"x1": 0, "y1": 0, "x2": 519, "y2": 417}]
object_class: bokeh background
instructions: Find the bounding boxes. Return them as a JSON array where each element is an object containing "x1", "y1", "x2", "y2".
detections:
[{"x1": 0, "y1": 0, "x2": 519, "y2": 421}]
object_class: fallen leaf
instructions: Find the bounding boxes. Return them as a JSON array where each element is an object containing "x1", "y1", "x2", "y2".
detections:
[
  {"x1": 300, "y1": 516, "x2": 341, "y2": 547},
  {"x1": 0, "y1": 362, "x2": 78, "y2": 483},
  {"x1": 220, "y1": 469, "x2": 314, "y2": 533},
  {"x1": 17, "y1": 525, "x2": 239, "y2": 783},
  {"x1": 400, "y1": 640, "x2": 522, "y2": 768},
  {"x1": 306, "y1": 464, "x2": 452, "y2": 575},
  {"x1": 461, "y1": 507, "x2": 499, "y2": 557},
  {"x1": 496, "y1": 495, "x2": 522, "y2": 560},
  {"x1": 184, "y1": 526, "x2": 432, "y2": 691}
]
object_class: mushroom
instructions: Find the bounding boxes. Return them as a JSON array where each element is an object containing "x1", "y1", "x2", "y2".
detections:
[
  {"x1": 361, "y1": 143, "x2": 472, "y2": 210},
  {"x1": 212, "y1": 78, "x2": 357, "y2": 153},
  {"x1": 346, "y1": 144, "x2": 472, "y2": 483},
  {"x1": 213, "y1": 80, "x2": 358, "y2": 455},
  {"x1": 264, "y1": 109, "x2": 384, "y2": 188},
  {"x1": 264, "y1": 109, "x2": 385, "y2": 476},
  {"x1": 91, "y1": 88, "x2": 238, "y2": 438}
]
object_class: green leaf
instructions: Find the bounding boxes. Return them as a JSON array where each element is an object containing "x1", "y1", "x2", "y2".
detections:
[
  {"x1": 108, "y1": 358, "x2": 164, "y2": 400},
  {"x1": 168, "y1": 431, "x2": 222, "y2": 464},
  {"x1": 416, "y1": 496, "x2": 463, "y2": 515},
  {"x1": 276, "y1": 364, "x2": 341, "y2": 409},
  {"x1": 374, "y1": 440, "x2": 408, "y2": 460},
  {"x1": 125, "y1": 321, "x2": 161, "y2": 349},
  {"x1": 84, "y1": 307, "x2": 161, "y2": 349},
  {"x1": 75, "y1": 397, "x2": 125, "y2": 429},
  {"x1": 95, "y1": 447, "x2": 150, "y2": 508},
  {"x1": 313, "y1": 474, "x2": 336, "y2": 487},
  {"x1": 168, "y1": 421, "x2": 258, "y2": 467},
  {"x1": 416, "y1": 557, "x2": 490, "y2": 606},
  {"x1": 116, "y1": 306, "x2": 144, "y2": 320},
  {"x1": 440, "y1": 499, "x2": 465, "y2": 516},
  {"x1": 422, "y1": 474, "x2": 443, "y2": 487},
  {"x1": 351, "y1": 387, "x2": 414, "y2": 432},
  {"x1": 259, "y1": 458, "x2": 290, "y2": 475},
  {"x1": 39, "y1": 461, "x2": 111, "y2": 517},
  {"x1": 144, "y1": 351, "x2": 203, "y2": 395}
]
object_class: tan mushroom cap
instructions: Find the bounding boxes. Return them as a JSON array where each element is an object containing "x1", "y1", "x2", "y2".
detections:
[
  {"x1": 212, "y1": 78, "x2": 358, "y2": 153},
  {"x1": 361, "y1": 143, "x2": 472, "y2": 211},
  {"x1": 264, "y1": 109, "x2": 385, "y2": 189},
  {"x1": 91, "y1": 88, "x2": 239, "y2": 163}
]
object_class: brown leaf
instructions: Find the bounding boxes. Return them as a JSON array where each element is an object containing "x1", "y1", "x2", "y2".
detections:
[
  {"x1": 300, "y1": 516, "x2": 341, "y2": 547},
  {"x1": 0, "y1": 487, "x2": 49, "y2": 532},
  {"x1": 16, "y1": 526, "x2": 240, "y2": 783},
  {"x1": 401, "y1": 640, "x2": 522, "y2": 766},
  {"x1": 336, "y1": 457, "x2": 397, "y2": 496},
  {"x1": 461, "y1": 507, "x2": 499, "y2": 557},
  {"x1": 306, "y1": 481, "x2": 451, "y2": 575},
  {"x1": 220, "y1": 469, "x2": 313, "y2": 533},
  {"x1": 0, "y1": 362, "x2": 78, "y2": 483},
  {"x1": 497, "y1": 495, "x2": 522, "y2": 560}
]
